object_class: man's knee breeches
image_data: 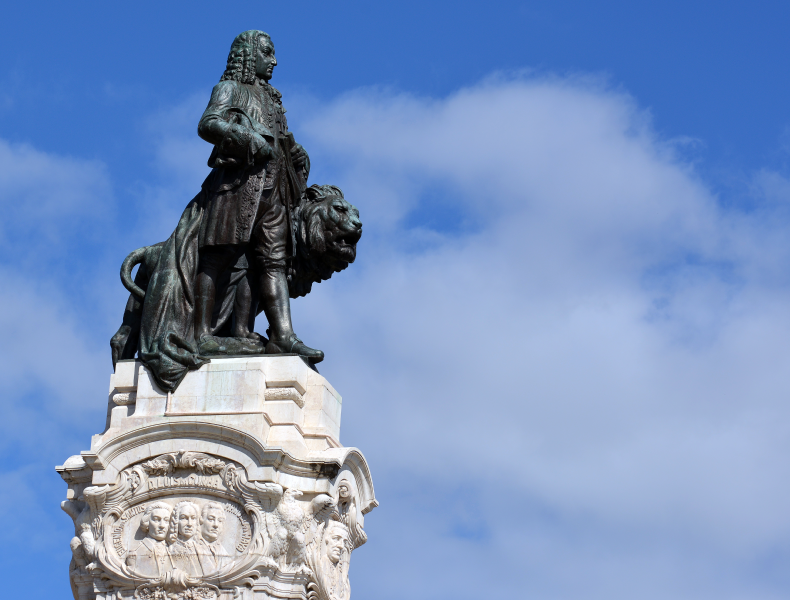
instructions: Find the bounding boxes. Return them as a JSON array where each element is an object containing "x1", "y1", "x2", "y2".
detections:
[
  {"x1": 198, "y1": 195, "x2": 289, "y2": 276},
  {"x1": 250, "y1": 196, "x2": 288, "y2": 273}
]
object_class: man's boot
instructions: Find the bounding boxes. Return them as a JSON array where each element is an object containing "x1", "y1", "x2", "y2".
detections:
[{"x1": 259, "y1": 270, "x2": 324, "y2": 363}]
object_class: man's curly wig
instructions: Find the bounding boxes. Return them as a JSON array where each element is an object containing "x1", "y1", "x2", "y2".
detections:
[{"x1": 220, "y1": 30, "x2": 272, "y2": 84}]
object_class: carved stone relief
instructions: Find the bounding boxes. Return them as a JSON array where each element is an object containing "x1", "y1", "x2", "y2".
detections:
[
  {"x1": 61, "y1": 450, "x2": 367, "y2": 600},
  {"x1": 305, "y1": 520, "x2": 352, "y2": 600},
  {"x1": 335, "y1": 477, "x2": 367, "y2": 551}
]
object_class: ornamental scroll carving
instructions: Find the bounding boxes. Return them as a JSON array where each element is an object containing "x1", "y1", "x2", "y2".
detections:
[
  {"x1": 61, "y1": 451, "x2": 366, "y2": 600},
  {"x1": 140, "y1": 451, "x2": 227, "y2": 476}
]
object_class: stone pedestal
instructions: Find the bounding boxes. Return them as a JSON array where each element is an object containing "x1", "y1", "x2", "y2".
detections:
[{"x1": 57, "y1": 356, "x2": 376, "y2": 600}]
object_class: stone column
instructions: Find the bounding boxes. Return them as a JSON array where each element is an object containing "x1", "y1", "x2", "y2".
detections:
[{"x1": 57, "y1": 356, "x2": 376, "y2": 600}]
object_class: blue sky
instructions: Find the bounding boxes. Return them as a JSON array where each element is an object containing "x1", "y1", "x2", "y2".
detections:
[
  {"x1": 4, "y1": 1, "x2": 790, "y2": 169},
  {"x1": 3, "y1": 2, "x2": 790, "y2": 599}
]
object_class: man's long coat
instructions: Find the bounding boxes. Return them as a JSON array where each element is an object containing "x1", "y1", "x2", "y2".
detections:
[{"x1": 196, "y1": 78, "x2": 302, "y2": 248}]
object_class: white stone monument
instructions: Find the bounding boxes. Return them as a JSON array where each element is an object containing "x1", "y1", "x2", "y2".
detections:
[{"x1": 57, "y1": 356, "x2": 376, "y2": 600}]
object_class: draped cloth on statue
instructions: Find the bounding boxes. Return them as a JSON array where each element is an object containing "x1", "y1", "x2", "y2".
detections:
[
  {"x1": 138, "y1": 193, "x2": 210, "y2": 392},
  {"x1": 137, "y1": 191, "x2": 254, "y2": 392}
]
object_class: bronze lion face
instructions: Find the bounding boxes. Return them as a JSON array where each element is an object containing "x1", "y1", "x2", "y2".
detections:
[{"x1": 290, "y1": 185, "x2": 362, "y2": 298}]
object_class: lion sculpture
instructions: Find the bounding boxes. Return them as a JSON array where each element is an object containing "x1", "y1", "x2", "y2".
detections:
[{"x1": 111, "y1": 185, "x2": 362, "y2": 367}]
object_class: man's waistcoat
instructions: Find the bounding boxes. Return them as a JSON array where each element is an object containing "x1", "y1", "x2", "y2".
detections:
[{"x1": 198, "y1": 80, "x2": 291, "y2": 247}]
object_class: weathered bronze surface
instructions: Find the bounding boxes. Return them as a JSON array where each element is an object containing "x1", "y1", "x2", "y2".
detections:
[{"x1": 110, "y1": 30, "x2": 362, "y2": 392}]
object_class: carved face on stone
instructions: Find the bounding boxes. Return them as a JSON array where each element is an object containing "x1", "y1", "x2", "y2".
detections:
[
  {"x1": 325, "y1": 523, "x2": 349, "y2": 564},
  {"x1": 174, "y1": 502, "x2": 199, "y2": 541},
  {"x1": 141, "y1": 502, "x2": 172, "y2": 542},
  {"x1": 337, "y1": 482, "x2": 351, "y2": 499},
  {"x1": 200, "y1": 503, "x2": 226, "y2": 543},
  {"x1": 255, "y1": 38, "x2": 277, "y2": 81},
  {"x1": 148, "y1": 508, "x2": 171, "y2": 541}
]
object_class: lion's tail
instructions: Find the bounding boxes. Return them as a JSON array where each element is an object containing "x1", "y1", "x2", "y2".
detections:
[{"x1": 120, "y1": 247, "x2": 148, "y2": 301}]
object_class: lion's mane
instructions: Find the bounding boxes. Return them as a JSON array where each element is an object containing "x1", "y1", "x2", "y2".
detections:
[{"x1": 288, "y1": 185, "x2": 362, "y2": 298}]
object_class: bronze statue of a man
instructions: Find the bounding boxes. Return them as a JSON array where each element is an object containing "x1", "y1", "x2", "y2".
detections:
[
  {"x1": 194, "y1": 30, "x2": 321, "y2": 361},
  {"x1": 111, "y1": 30, "x2": 362, "y2": 392}
]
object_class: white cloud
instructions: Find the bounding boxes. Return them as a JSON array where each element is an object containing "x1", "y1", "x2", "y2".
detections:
[
  {"x1": 285, "y1": 76, "x2": 790, "y2": 598},
  {"x1": 0, "y1": 138, "x2": 113, "y2": 458},
  {"x1": 0, "y1": 139, "x2": 113, "y2": 251},
  {"x1": 0, "y1": 267, "x2": 107, "y2": 405}
]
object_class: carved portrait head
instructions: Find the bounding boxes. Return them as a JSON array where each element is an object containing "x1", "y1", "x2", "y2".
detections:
[
  {"x1": 221, "y1": 30, "x2": 274, "y2": 84},
  {"x1": 336, "y1": 479, "x2": 356, "y2": 520},
  {"x1": 169, "y1": 501, "x2": 199, "y2": 543},
  {"x1": 200, "y1": 502, "x2": 226, "y2": 543},
  {"x1": 323, "y1": 521, "x2": 350, "y2": 565},
  {"x1": 140, "y1": 502, "x2": 172, "y2": 542},
  {"x1": 337, "y1": 481, "x2": 351, "y2": 499}
]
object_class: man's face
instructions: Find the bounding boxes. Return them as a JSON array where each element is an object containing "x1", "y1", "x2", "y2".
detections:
[
  {"x1": 148, "y1": 509, "x2": 170, "y2": 541},
  {"x1": 337, "y1": 483, "x2": 350, "y2": 499},
  {"x1": 177, "y1": 506, "x2": 198, "y2": 540},
  {"x1": 326, "y1": 528, "x2": 348, "y2": 564},
  {"x1": 200, "y1": 509, "x2": 225, "y2": 542},
  {"x1": 255, "y1": 39, "x2": 277, "y2": 81}
]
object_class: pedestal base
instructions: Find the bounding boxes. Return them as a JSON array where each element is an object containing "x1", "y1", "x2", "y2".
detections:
[{"x1": 57, "y1": 356, "x2": 376, "y2": 600}]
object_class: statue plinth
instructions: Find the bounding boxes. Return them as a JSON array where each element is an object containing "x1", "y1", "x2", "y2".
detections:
[{"x1": 57, "y1": 357, "x2": 376, "y2": 600}]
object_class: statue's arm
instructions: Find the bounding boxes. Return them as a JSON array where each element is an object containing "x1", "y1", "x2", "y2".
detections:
[
  {"x1": 197, "y1": 82, "x2": 236, "y2": 145},
  {"x1": 198, "y1": 81, "x2": 272, "y2": 163},
  {"x1": 287, "y1": 131, "x2": 310, "y2": 179}
]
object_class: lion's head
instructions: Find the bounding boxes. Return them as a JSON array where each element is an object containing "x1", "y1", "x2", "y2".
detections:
[{"x1": 288, "y1": 185, "x2": 362, "y2": 298}]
